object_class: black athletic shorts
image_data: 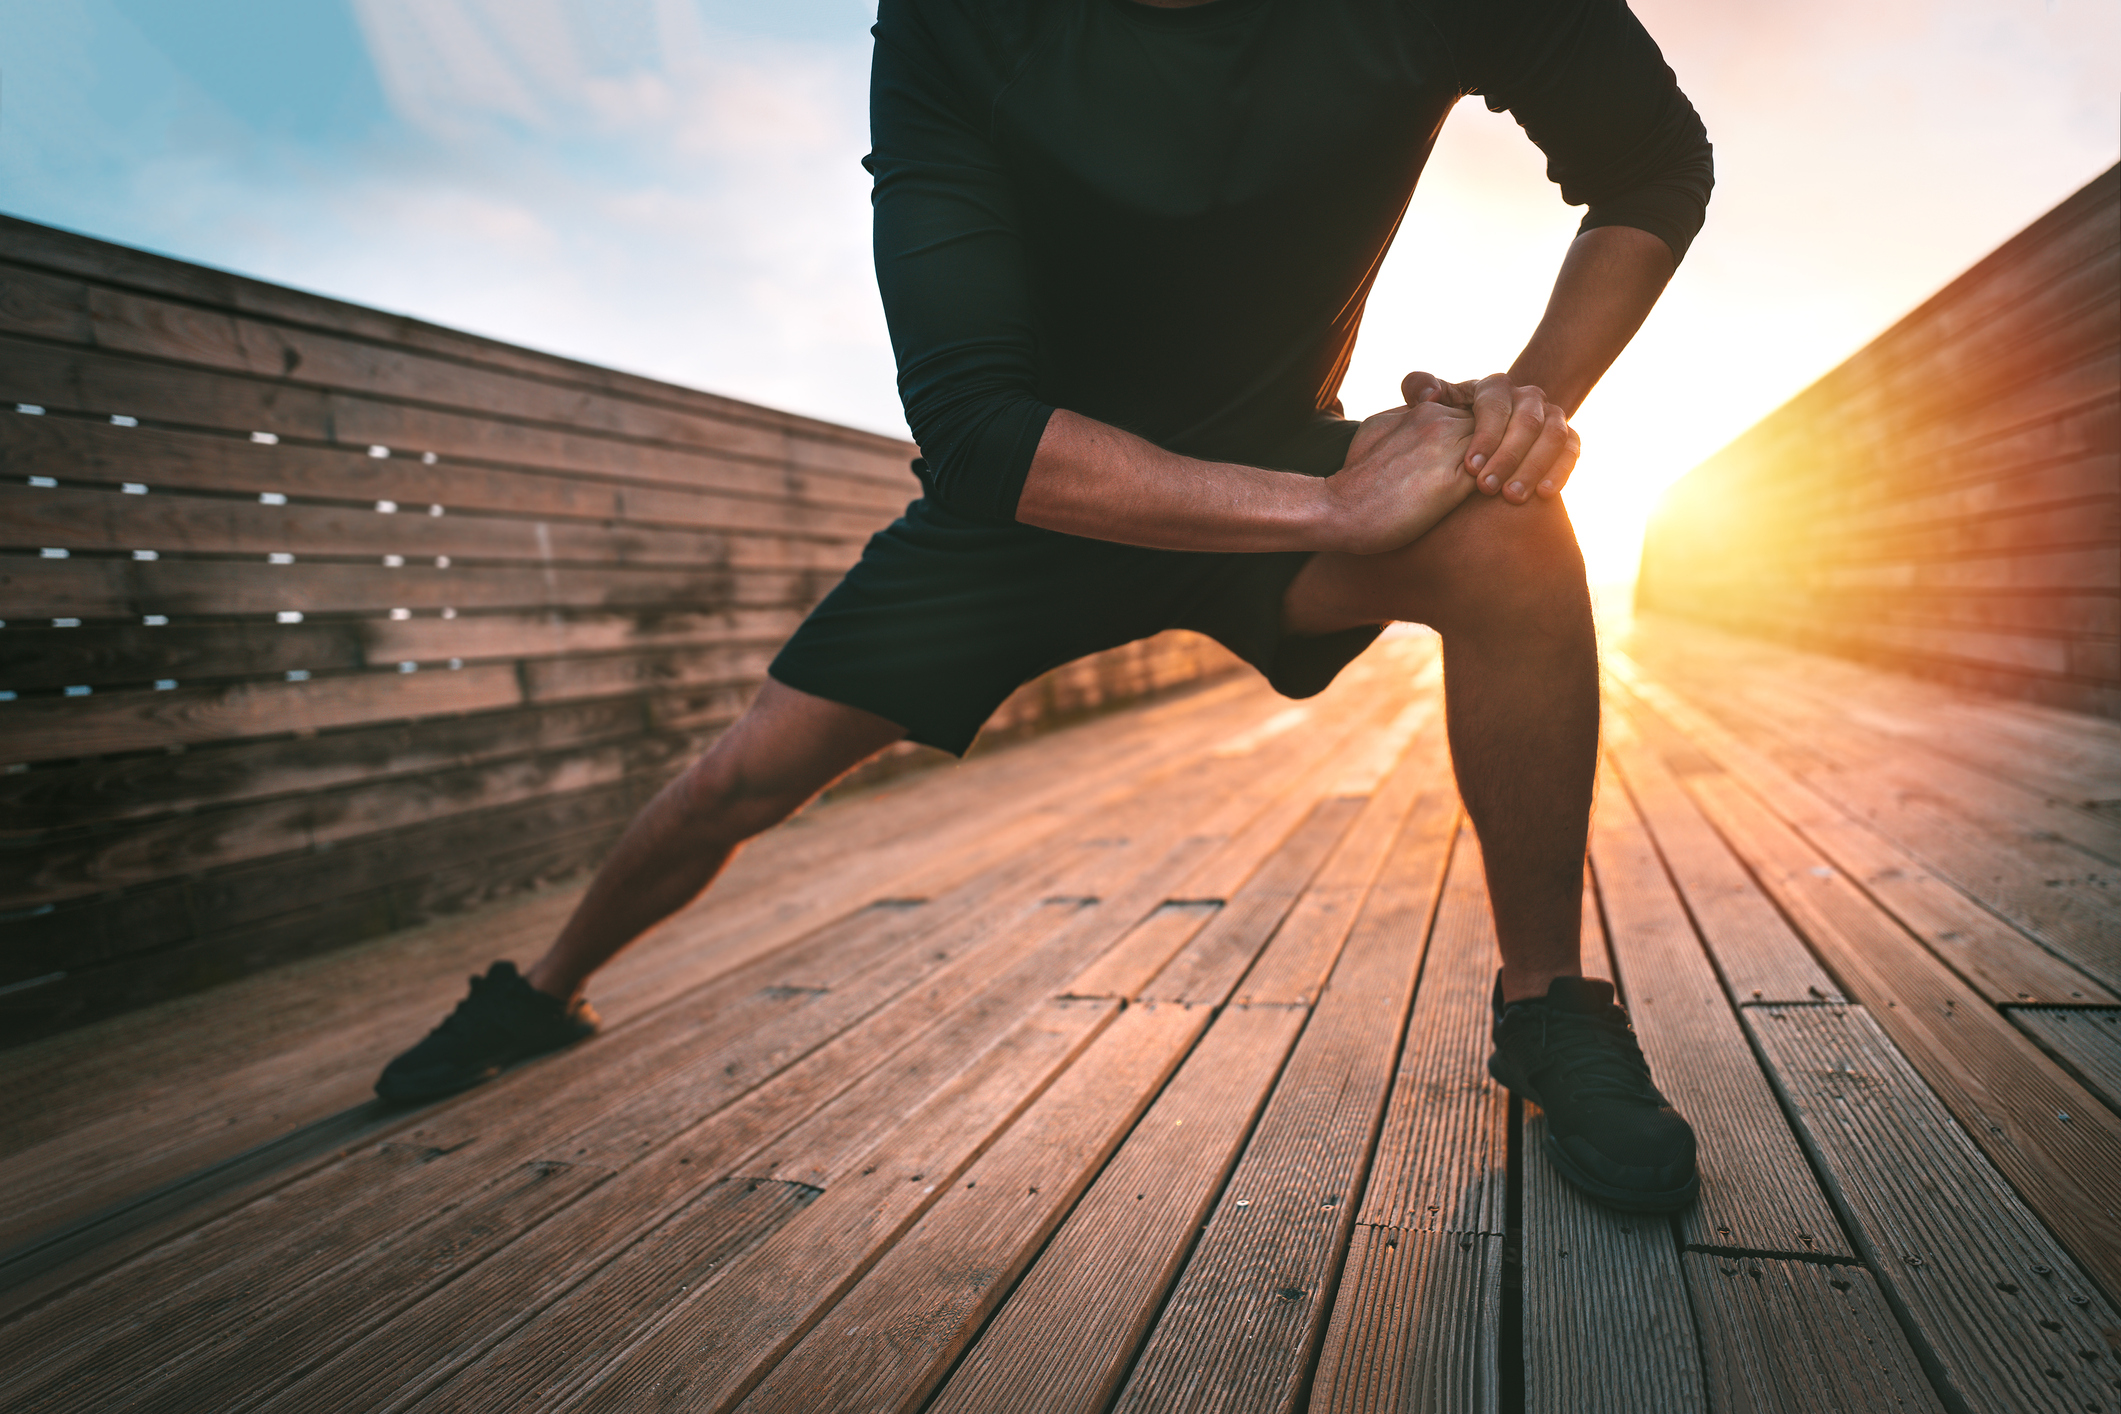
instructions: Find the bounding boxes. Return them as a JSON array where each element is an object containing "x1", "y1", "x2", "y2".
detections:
[{"x1": 769, "y1": 418, "x2": 1382, "y2": 755}]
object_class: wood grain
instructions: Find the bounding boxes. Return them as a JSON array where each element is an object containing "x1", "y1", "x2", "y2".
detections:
[
  {"x1": 1681, "y1": 1254, "x2": 1947, "y2": 1414},
  {"x1": 1747, "y1": 1004, "x2": 2121, "y2": 1414}
]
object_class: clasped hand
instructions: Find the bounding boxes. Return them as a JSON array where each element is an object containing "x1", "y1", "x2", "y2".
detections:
[
  {"x1": 1403, "y1": 370, "x2": 1579, "y2": 504},
  {"x1": 1322, "y1": 370, "x2": 1580, "y2": 556}
]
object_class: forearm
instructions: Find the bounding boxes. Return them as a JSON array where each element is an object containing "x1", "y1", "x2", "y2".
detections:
[
  {"x1": 1508, "y1": 225, "x2": 1677, "y2": 414},
  {"x1": 1013, "y1": 409, "x2": 1338, "y2": 554}
]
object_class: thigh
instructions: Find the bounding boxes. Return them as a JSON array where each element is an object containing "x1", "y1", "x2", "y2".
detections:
[{"x1": 1280, "y1": 490, "x2": 1586, "y2": 638}]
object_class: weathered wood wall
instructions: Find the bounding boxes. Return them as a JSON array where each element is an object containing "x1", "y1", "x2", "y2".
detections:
[
  {"x1": 1636, "y1": 164, "x2": 2119, "y2": 718},
  {"x1": 0, "y1": 217, "x2": 1237, "y2": 1042}
]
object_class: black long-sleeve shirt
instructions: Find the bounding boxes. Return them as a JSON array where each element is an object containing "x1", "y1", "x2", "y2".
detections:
[{"x1": 868, "y1": 0, "x2": 1713, "y2": 525}]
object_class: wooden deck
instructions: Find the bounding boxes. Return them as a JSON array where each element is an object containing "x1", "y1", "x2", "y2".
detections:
[{"x1": 3, "y1": 614, "x2": 2118, "y2": 1414}]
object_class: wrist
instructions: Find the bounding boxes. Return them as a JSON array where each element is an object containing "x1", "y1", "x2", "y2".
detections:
[{"x1": 1290, "y1": 468, "x2": 1354, "y2": 554}]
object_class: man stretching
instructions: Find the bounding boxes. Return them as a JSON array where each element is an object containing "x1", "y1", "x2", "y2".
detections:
[{"x1": 378, "y1": 0, "x2": 1713, "y2": 1214}]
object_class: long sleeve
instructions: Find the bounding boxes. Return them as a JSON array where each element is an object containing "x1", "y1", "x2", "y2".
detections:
[
  {"x1": 865, "y1": 7, "x2": 1053, "y2": 524},
  {"x1": 1447, "y1": 0, "x2": 1714, "y2": 261}
]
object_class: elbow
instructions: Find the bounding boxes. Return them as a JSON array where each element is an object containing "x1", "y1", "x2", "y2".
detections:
[{"x1": 904, "y1": 390, "x2": 1055, "y2": 524}]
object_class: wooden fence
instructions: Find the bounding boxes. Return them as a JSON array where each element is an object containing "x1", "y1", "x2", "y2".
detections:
[
  {"x1": 1636, "y1": 164, "x2": 2120, "y2": 718},
  {"x1": 0, "y1": 217, "x2": 1236, "y2": 1042}
]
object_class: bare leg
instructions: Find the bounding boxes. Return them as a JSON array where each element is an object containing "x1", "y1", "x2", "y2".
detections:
[
  {"x1": 522, "y1": 680, "x2": 907, "y2": 1001},
  {"x1": 1284, "y1": 490, "x2": 1597, "y2": 1003}
]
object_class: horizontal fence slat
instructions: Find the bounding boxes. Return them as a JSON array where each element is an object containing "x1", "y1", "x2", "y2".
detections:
[
  {"x1": 0, "y1": 609, "x2": 807, "y2": 692},
  {"x1": 4, "y1": 730, "x2": 693, "y2": 914},
  {"x1": 0, "y1": 556, "x2": 827, "y2": 620},
  {"x1": 0, "y1": 258, "x2": 924, "y2": 487},
  {"x1": 0, "y1": 482, "x2": 876, "y2": 568},
  {"x1": 0, "y1": 335, "x2": 922, "y2": 493},
  {"x1": 0, "y1": 408, "x2": 916, "y2": 522},
  {"x1": 0, "y1": 663, "x2": 525, "y2": 762},
  {"x1": 0, "y1": 693, "x2": 682, "y2": 831}
]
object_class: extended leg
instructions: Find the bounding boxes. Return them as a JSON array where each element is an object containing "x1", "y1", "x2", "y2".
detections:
[
  {"x1": 525, "y1": 680, "x2": 908, "y2": 1000},
  {"x1": 375, "y1": 680, "x2": 904, "y2": 1100},
  {"x1": 1285, "y1": 489, "x2": 1596, "y2": 1002}
]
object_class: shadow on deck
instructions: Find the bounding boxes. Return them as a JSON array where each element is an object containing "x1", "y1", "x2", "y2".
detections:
[{"x1": 3, "y1": 615, "x2": 2118, "y2": 1414}]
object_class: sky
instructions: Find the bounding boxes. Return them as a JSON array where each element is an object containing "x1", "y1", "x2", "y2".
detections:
[{"x1": 3, "y1": 0, "x2": 2115, "y2": 581}]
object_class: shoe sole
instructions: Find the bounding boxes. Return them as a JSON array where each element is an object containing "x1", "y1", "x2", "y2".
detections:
[
  {"x1": 1487, "y1": 1055, "x2": 1700, "y2": 1216},
  {"x1": 374, "y1": 1026, "x2": 597, "y2": 1104}
]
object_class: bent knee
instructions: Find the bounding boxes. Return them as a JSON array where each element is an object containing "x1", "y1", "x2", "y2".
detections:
[
  {"x1": 1420, "y1": 497, "x2": 1590, "y2": 637},
  {"x1": 672, "y1": 750, "x2": 813, "y2": 841}
]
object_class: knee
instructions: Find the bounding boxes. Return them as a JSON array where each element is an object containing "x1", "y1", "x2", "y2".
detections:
[
  {"x1": 1419, "y1": 496, "x2": 1591, "y2": 642},
  {"x1": 670, "y1": 745, "x2": 809, "y2": 843}
]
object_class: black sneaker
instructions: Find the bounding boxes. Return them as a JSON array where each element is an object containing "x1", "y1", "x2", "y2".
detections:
[
  {"x1": 1488, "y1": 974, "x2": 1699, "y2": 1213},
  {"x1": 374, "y1": 961, "x2": 599, "y2": 1102}
]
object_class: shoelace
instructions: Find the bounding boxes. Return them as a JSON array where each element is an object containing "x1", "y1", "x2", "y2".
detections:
[{"x1": 1518, "y1": 1005, "x2": 1667, "y2": 1106}]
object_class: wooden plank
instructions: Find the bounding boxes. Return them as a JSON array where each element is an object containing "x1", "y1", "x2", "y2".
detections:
[
  {"x1": 1232, "y1": 707, "x2": 1442, "y2": 1006},
  {"x1": 928, "y1": 1003, "x2": 1310, "y2": 1414},
  {"x1": 16, "y1": 648, "x2": 1399, "y2": 1356},
  {"x1": 0, "y1": 482, "x2": 871, "y2": 569},
  {"x1": 2009, "y1": 1008, "x2": 2121, "y2": 1115},
  {"x1": 1701, "y1": 658, "x2": 2121, "y2": 864},
  {"x1": 741, "y1": 725, "x2": 1402, "y2": 1193},
  {"x1": 1609, "y1": 657, "x2": 2118, "y2": 1005},
  {"x1": 14, "y1": 883, "x2": 1096, "y2": 1405},
  {"x1": 530, "y1": 998, "x2": 1118, "y2": 1414},
  {"x1": 1589, "y1": 766, "x2": 1851, "y2": 1256},
  {"x1": 1108, "y1": 787, "x2": 1452, "y2": 1412},
  {"x1": 0, "y1": 263, "x2": 917, "y2": 485},
  {"x1": 0, "y1": 843, "x2": 1115, "y2": 1382},
  {"x1": 1, "y1": 552, "x2": 816, "y2": 621},
  {"x1": 1598, "y1": 708, "x2": 1844, "y2": 1006},
  {"x1": 1680, "y1": 1254, "x2": 1948, "y2": 1414},
  {"x1": 1310, "y1": 1229, "x2": 1500, "y2": 1414},
  {"x1": 1681, "y1": 398, "x2": 2117, "y2": 540},
  {"x1": 6, "y1": 778, "x2": 645, "y2": 1012},
  {"x1": 0, "y1": 659, "x2": 523, "y2": 761},
  {"x1": 1314, "y1": 820, "x2": 1515, "y2": 1414},
  {"x1": 1746, "y1": 1003, "x2": 2121, "y2": 1414},
  {"x1": 1795, "y1": 495, "x2": 2120, "y2": 563},
  {"x1": 1670, "y1": 764, "x2": 2121, "y2": 1297},
  {"x1": 1135, "y1": 797, "x2": 1368, "y2": 1006},
  {"x1": 84, "y1": 1157, "x2": 619, "y2": 1414},
  {"x1": 232, "y1": 897, "x2": 1161, "y2": 1412},
  {"x1": 1059, "y1": 900, "x2": 1222, "y2": 1000},
  {"x1": 1627, "y1": 615, "x2": 2121, "y2": 818},
  {"x1": 1520, "y1": 1100, "x2": 1703, "y2": 1414},
  {"x1": 1352, "y1": 822, "x2": 1501, "y2": 1236},
  {"x1": 1803, "y1": 452, "x2": 2117, "y2": 542},
  {"x1": 1664, "y1": 591, "x2": 2121, "y2": 652},
  {"x1": 255, "y1": 1172, "x2": 817, "y2": 1414},
  {"x1": 0, "y1": 693, "x2": 705, "y2": 832},
  {"x1": 7, "y1": 731, "x2": 696, "y2": 914},
  {"x1": 0, "y1": 609, "x2": 809, "y2": 697},
  {"x1": 1607, "y1": 689, "x2": 2109, "y2": 1009},
  {"x1": 0, "y1": 414, "x2": 913, "y2": 526},
  {"x1": 732, "y1": 1000, "x2": 1215, "y2": 1414},
  {"x1": 0, "y1": 893, "x2": 936, "y2": 1257},
  {"x1": 0, "y1": 334, "x2": 914, "y2": 492}
]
